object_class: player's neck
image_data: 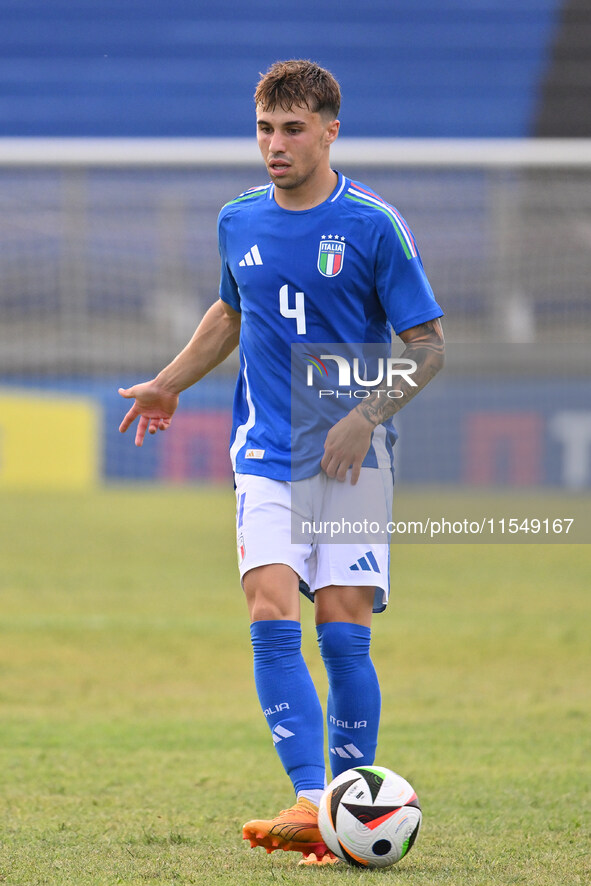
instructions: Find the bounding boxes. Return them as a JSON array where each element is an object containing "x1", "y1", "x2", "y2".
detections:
[{"x1": 274, "y1": 168, "x2": 338, "y2": 211}]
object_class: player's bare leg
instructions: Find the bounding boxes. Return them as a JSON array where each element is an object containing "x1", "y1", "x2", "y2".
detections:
[
  {"x1": 242, "y1": 563, "x2": 301, "y2": 623},
  {"x1": 314, "y1": 584, "x2": 375, "y2": 627}
]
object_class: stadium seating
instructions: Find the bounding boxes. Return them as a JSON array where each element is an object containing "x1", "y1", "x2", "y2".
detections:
[
  {"x1": 0, "y1": 0, "x2": 561, "y2": 137},
  {"x1": 3, "y1": 0, "x2": 590, "y2": 492}
]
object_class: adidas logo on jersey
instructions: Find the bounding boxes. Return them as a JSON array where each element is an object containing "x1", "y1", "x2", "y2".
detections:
[
  {"x1": 239, "y1": 244, "x2": 263, "y2": 266},
  {"x1": 349, "y1": 551, "x2": 381, "y2": 573}
]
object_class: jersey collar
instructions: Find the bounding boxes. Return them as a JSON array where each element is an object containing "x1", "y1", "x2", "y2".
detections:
[{"x1": 268, "y1": 171, "x2": 348, "y2": 210}]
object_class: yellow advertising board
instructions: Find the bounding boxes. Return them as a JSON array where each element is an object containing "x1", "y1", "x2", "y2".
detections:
[{"x1": 0, "y1": 389, "x2": 100, "y2": 490}]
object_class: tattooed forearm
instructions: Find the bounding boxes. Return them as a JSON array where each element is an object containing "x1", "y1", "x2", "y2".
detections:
[{"x1": 357, "y1": 319, "x2": 445, "y2": 427}]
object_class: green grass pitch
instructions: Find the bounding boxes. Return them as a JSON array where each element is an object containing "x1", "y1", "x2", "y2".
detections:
[{"x1": 0, "y1": 487, "x2": 589, "y2": 885}]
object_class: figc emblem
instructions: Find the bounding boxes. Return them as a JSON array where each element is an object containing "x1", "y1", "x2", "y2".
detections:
[{"x1": 318, "y1": 236, "x2": 346, "y2": 277}]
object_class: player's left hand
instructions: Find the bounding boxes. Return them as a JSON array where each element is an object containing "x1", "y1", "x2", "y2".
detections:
[{"x1": 321, "y1": 408, "x2": 375, "y2": 484}]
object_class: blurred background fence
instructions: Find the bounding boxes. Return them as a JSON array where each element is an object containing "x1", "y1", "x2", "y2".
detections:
[
  {"x1": 0, "y1": 0, "x2": 590, "y2": 492},
  {"x1": 1, "y1": 140, "x2": 589, "y2": 491}
]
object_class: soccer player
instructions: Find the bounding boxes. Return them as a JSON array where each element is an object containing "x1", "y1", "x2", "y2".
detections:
[{"x1": 119, "y1": 60, "x2": 444, "y2": 865}]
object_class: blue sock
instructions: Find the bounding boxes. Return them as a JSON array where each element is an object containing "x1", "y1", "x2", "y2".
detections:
[
  {"x1": 317, "y1": 622, "x2": 381, "y2": 778},
  {"x1": 250, "y1": 620, "x2": 325, "y2": 795}
]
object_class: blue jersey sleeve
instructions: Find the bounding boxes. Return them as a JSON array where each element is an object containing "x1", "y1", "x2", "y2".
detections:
[
  {"x1": 375, "y1": 211, "x2": 443, "y2": 334},
  {"x1": 218, "y1": 210, "x2": 241, "y2": 312}
]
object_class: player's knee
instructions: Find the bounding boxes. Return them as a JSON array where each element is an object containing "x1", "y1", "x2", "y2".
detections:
[
  {"x1": 315, "y1": 585, "x2": 375, "y2": 628},
  {"x1": 243, "y1": 565, "x2": 300, "y2": 622},
  {"x1": 317, "y1": 619, "x2": 372, "y2": 661},
  {"x1": 247, "y1": 596, "x2": 292, "y2": 622}
]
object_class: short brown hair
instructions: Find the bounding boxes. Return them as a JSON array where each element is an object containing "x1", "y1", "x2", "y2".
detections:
[{"x1": 254, "y1": 59, "x2": 341, "y2": 119}]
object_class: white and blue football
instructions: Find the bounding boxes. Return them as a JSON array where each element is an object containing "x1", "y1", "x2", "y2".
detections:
[{"x1": 318, "y1": 765, "x2": 422, "y2": 868}]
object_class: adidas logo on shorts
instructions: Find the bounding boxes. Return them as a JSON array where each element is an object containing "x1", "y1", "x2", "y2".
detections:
[{"x1": 349, "y1": 551, "x2": 380, "y2": 573}]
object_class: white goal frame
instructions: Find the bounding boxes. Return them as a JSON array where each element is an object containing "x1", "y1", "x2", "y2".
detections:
[{"x1": 0, "y1": 137, "x2": 590, "y2": 168}]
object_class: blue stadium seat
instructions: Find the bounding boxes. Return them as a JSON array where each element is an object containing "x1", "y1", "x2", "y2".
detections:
[{"x1": 0, "y1": 0, "x2": 561, "y2": 136}]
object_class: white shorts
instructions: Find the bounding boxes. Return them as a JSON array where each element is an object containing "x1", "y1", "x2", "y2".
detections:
[{"x1": 235, "y1": 469, "x2": 392, "y2": 613}]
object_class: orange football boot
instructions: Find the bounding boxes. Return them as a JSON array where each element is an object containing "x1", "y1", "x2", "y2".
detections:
[
  {"x1": 242, "y1": 798, "x2": 331, "y2": 859},
  {"x1": 298, "y1": 850, "x2": 339, "y2": 866}
]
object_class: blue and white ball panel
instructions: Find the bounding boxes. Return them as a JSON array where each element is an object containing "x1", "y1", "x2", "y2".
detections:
[{"x1": 318, "y1": 766, "x2": 422, "y2": 868}]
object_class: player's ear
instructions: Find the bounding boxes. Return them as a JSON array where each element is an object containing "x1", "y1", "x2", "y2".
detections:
[{"x1": 325, "y1": 119, "x2": 340, "y2": 146}]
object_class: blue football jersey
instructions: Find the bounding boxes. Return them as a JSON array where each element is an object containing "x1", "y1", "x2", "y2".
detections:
[{"x1": 217, "y1": 171, "x2": 443, "y2": 481}]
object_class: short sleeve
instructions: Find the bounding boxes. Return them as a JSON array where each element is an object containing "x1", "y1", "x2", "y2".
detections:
[
  {"x1": 375, "y1": 210, "x2": 443, "y2": 334},
  {"x1": 218, "y1": 211, "x2": 241, "y2": 312}
]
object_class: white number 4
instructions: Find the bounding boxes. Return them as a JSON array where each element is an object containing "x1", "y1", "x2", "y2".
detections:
[{"x1": 279, "y1": 284, "x2": 306, "y2": 335}]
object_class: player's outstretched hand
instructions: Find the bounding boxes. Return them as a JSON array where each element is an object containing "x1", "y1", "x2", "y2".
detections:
[
  {"x1": 321, "y1": 408, "x2": 374, "y2": 485},
  {"x1": 118, "y1": 381, "x2": 179, "y2": 447}
]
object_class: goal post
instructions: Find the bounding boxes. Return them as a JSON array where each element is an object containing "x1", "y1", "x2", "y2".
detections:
[{"x1": 0, "y1": 137, "x2": 590, "y2": 167}]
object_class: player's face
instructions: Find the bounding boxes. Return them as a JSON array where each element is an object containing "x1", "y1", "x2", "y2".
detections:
[{"x1": 256, "y1": 104, "x2": 339, "y2": 198}]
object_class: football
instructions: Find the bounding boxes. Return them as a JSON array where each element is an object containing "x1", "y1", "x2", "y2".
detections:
[{"x1": 318, "y1": 765, "x2": 422, "y2": 868}]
